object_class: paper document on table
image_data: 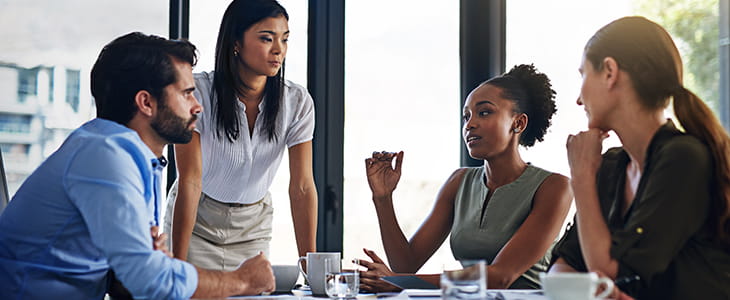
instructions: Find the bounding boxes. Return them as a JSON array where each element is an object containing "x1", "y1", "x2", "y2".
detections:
[
  {"x1": 392, "y1": 289, "x2": 546, "y2": 300},
  {"x1": 401, "y1": 289, "x2": 441, "y2": 298},
  {"x1": 488, "y1": 289, "x2": 547, "y2": 300},
  {"x1": 227, "y1": 295, "x2": 317, "y2": 300}
]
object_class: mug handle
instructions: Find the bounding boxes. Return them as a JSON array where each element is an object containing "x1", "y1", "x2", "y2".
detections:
[
  {"x1": 594, "y1": 277, "x2": 615, "y2": 299},
  {"x1": 297, "y1": 256, "x2": 308, "y2": 283}
]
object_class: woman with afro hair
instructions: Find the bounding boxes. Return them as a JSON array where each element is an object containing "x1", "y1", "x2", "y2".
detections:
[{"x1": 358, "y1": 64, "x2": 572, "y2": 290}]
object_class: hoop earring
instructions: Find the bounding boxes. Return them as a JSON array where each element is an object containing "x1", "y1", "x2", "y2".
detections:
[
  {"x1": 234, "y1": 49, "x2": 239, "y2": 57},
  {"x1": 513, "y1": 128, "x2": 521, "y2": 133}
]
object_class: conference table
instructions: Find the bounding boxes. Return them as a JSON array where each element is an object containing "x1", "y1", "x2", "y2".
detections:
[{"x1": 227, "y1": 289, "x2": 548, "y2": 300}]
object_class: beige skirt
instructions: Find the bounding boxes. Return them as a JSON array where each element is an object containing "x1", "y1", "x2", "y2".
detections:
[{"x1": 164, "y1": 181, "x2": 273, "y2": 271}]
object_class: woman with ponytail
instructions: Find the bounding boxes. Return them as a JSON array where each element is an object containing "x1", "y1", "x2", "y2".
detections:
[
  {"x1": 357, "y1": 64, "x2": 572, "y2": 291},
  {"x1": 550, "y1": 16, "x2": 730, "y2": 299}
]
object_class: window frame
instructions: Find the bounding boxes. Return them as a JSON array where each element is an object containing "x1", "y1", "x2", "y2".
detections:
[{"x1": 167, "y1": 0, "x2": 730, "y2": 252}]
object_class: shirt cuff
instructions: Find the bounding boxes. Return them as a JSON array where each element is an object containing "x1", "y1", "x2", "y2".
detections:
[{"x1": 180, "y1": 261, "x2": 199, "y2": 299}]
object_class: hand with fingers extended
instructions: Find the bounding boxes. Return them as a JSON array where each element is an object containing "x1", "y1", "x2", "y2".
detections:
[
  {"x1": 365, "y1": 151, "x2": 404, "y2": 203},
  {"x1": 150, "y1": 226, "x2": 172, "y2": 258},
  {"x1": 356, "y1": 248, "x2": 400, "y2": 292}
]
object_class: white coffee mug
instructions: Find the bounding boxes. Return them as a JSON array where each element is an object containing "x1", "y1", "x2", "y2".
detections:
[
  {"x1": 297, "y1": 252, "x2": 341, "y2": 296},
  {"x1": 540, "y1": 272, "x2": 614, "y2": 300},
  {"x1": 272, "y1": 265, "x2": 300, "y2": 293}
]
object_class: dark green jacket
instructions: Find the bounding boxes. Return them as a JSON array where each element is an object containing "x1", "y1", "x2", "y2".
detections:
[{"x1": 553, "y1": 121, "x2": 730, "y2": 299}]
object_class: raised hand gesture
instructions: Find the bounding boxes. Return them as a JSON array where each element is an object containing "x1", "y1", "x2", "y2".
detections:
[{"x1": 365, "y1": 151, "x2": 404, "y2": 201}]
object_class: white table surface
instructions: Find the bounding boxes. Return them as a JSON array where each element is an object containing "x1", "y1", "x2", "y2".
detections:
[{"x1": 226, "y1": 289, "x2": 547, "y2": 300}]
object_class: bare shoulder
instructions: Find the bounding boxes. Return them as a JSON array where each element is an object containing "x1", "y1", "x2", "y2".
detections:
[
  {"x1": 535, "y1": 173, "x2": 572, "y2": 204},
  {"x1": 435, "y1": 167, "x2": 474, "y2": 202},
  {"x1": 443, "y1": 167, "x2": 473, "y2": 188}
]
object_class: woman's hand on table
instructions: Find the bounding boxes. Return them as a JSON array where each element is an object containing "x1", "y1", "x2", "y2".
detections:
[{"x1": 356, "y1": 248, "x2": 400, "y2": 292}]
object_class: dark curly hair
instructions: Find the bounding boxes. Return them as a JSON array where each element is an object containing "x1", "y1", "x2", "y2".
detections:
[{"x1": 483, "y1": 64, "x2": 556, "y2": 147}]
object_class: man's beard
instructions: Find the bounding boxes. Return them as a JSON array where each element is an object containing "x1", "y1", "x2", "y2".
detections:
[{"x1": 150, "y1": 100, "x2": 196, "y2": 144}]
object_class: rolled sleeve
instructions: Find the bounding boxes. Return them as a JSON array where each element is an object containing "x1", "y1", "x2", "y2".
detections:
[
  {"x1": 193, "y1": 72, "x2": 213, "y2": 135},
  {"x1": 608, "y1": 136, "x2": 712, "y2": 283},
  {"x1": 552, "y1": 217, "x2": 588, "y2": 272},
  {"x1": 64, "y1": 138, "x2": 198, "y2": 299},
  {"x1": 114, "y1": 251, "x2": 198, "y2": 299}
]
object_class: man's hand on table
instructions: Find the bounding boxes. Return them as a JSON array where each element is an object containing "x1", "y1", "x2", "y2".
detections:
[{"x1": 233, "y1": 253, "x2": 276, "y2": 295}]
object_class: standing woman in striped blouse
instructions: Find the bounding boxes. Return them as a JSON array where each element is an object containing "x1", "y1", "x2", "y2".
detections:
[{"x1": 165, "y1": 0, "x2": 317, "y2": 270}]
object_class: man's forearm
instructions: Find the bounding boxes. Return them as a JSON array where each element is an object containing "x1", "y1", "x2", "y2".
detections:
[
  {"x1": 192, "y1": 253, "x2": 274, "y2": 297},
  {"x1": 192, "y1": 267, "x2": 245, "y2": 298}
]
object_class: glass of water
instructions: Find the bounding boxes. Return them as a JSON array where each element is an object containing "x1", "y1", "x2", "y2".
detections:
[
  {"x1": 441, "y1": 260, "x2": 487, "y2": 300},
  {"x1": 325, "y1": 258, "x2": 359, "y2": 299}
]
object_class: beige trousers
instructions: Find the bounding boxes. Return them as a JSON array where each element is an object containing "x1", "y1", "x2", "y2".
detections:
[{"x1": 164, "y1": 182, "x2": 273, "y2": 271}]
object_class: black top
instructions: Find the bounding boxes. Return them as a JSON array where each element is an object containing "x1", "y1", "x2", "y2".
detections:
[{"x1": 552, "y1": 121, "x2": 730, "y2": 299}]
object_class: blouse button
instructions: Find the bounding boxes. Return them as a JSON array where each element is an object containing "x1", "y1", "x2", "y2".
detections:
[{"x1": 636, "y1": 227, "x2": 644, "y2": 234}]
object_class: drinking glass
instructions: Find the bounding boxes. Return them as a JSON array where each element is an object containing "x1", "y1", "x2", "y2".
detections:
[
  {"x1": 298, "y1": 252, "x2": 341, "y2": 295},
  {"x1": 441, "y1": 260, "x2": 487, "y2": 300},
  {"x1": 324, "y1": 258, "x2": 359, "y2": 299}
]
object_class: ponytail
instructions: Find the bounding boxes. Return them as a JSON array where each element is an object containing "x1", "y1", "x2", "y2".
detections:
[{"x1": 673, "y1": 87, "x2": 730, "y2": 248}]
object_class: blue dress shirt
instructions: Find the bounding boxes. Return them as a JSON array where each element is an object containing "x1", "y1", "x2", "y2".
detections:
[{"x1": 0, "y1": 118, "x2": 198, "y2": 299}]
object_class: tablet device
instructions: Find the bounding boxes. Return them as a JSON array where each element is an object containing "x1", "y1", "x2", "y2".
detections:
[{"x1": 381, "y1": 275, "x2": 439, "y2": 290}]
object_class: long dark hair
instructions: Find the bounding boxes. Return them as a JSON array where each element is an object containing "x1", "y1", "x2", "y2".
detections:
[
  {"x1": 585, "y1": 16, "x2": 730, "y2": 247},
  {"x1": 213, "y1": 0, "x2": 288, "y2": 142}
]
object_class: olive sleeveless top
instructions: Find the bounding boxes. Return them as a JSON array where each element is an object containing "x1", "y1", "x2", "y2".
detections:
[{"x1": 450, "y1": 164, "x2": 553, "y2": 289}]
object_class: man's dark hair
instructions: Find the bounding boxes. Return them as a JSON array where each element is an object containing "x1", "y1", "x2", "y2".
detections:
[{"x1": 91, "y1": 32, "x2": 197, "y2": 125}]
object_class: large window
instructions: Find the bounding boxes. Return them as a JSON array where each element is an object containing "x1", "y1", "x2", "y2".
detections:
[
  {"x1": 507, "y1": 0, "x2": 720, "y2": 178},
  {"x1": 1, "y1": 0, "x2": 722, "y2": 272},
  {"x1": 186, "y1": 0, "x2": 308, "y2": 265},
  {"x1": 340, "y1": 0, "x2": 722, "y2": 274},
  {"x1": 0, "y1": 0, "x2": 168, "y2": 197},
  {"x1": 506, "y1": 0, "x2": 720, "y2": 231},
  {"x1": 343, "y1": 0, "x2": 461, "y2": 272}
]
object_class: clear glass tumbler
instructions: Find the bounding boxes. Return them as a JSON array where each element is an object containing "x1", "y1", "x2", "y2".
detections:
[
  {"x1": 441, "y1": 260, "x2": 487, "y2": 300},
  {"x1": 324, "y1": 258, "x2": 359, "y2": 299}
]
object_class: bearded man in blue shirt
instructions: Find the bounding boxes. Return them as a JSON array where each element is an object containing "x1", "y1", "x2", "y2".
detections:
[{"x1": 0, "y1": 32, "x2": 275, "y2": 299}]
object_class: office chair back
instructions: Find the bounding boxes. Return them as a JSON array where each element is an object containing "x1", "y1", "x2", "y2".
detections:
[{"x1": 0, "y1": 149, "x2": 9, "y2": 212}]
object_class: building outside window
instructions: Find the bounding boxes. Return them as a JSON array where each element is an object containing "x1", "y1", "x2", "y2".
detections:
[
  {"x1": 65, "y1": 69, "x2": 80, "y2": 112},
  {"x1": 0, "y1": 0, "x2": 167, "y2": 197}
]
